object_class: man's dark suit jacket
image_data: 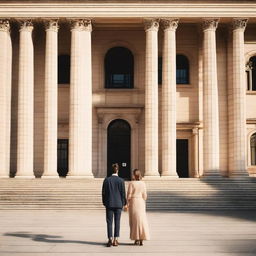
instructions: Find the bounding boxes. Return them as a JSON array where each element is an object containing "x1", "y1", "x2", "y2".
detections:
[{"x1": 102, "y1": 175, "x2": 127, "y2": 209}]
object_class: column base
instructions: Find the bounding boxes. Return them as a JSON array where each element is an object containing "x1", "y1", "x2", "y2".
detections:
[
  {"x1": 160, "y1": 175, "x2": 179, "y2": 180},
  {"x1": 143, "y1": 175, "x2": 161, "y2": 180},
  {"x1": 41, "y1": 175, "x2": 60, "y2": 179},
  {"x1": 201, "y1": 174, "x2": 224, "y2": 180},
  {"x1": 15, "y1": 176, "x2": 35, "y2": 179},
  {"x1": 66, "y1": 175, "x2": 94, "y2": 179},
  {"x1": 0, "y1": 175, "x2": 10, "y2": 178}
]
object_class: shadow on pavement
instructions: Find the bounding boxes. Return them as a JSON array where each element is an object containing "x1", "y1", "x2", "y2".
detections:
[{"x1": 4, "y1": 232, "x2": 106, "y2": 246}]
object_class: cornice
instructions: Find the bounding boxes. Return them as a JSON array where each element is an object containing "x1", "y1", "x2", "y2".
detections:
[{"x1": 0, "y1": 3, "x2": 256, "y2": 18}]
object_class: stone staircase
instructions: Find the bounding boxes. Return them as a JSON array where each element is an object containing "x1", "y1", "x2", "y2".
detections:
[{"x1": 0, "y1": 178, "x2": 256, "y2": 210}]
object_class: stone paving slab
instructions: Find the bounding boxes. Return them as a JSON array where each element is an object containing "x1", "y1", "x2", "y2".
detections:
[{"x1": 0, "y1": 210, "x2": 256, "y2": 255}]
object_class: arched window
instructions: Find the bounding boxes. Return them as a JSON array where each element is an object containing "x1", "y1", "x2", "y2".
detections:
[
  {"x1": 58, "y1": 55, "x2": 70, "y2": 84},
  {"x1": 105, "y1": 47, "x2": 134, "y2": 88},
  {"x1": 246, "y1": 56, "x2": 256, "y2": 91},
  {"x1": 157, "y1": 54, "x2": 190, "y2": 85},
  {"x1": 251, "y1": 133, "x2": 256, "y2": 165},
  {"x1": 176, "y1": 54, "x2": 189, "y2": 84}
]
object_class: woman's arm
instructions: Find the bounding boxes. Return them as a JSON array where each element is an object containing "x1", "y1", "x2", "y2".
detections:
[
  {"x1": 142, "y1": 182, "x2": 147, "y2": 201},
  {"x1": 127, "y1": 183, "x2": 132, "y2": 206}
]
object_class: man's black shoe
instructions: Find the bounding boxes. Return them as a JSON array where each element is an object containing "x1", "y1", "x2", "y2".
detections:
[{"x1": 107, "y1": 239, "x2": 112, "y2": 247}]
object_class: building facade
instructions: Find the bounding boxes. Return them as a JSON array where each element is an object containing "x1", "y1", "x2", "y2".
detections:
[{"x1": 0, "y1": 0, "x2": 256, "y2": 179}]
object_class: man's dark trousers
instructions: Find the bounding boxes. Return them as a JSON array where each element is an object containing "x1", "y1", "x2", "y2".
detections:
[
  {"x1": 102, "y1": 175, "x2": 126, "y2": 239},
  {"x1": 106, "y1": 208, "x2": 122, "y2": 238}
]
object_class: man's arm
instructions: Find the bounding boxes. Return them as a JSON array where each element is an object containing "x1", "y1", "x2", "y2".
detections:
[
  {"x1": 102, "y1": 179, "x2": 107, "y2": 206},
  {"x1": 121, "y1": 180, "x2": 127, "y2": 206}
]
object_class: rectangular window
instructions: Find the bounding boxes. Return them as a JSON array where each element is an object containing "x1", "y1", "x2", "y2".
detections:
[{"x1": 177, "y1": 69, "x2": 189, "y2": 84}]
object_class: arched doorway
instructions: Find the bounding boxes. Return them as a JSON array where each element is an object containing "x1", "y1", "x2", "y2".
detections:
[{"x1": 107, "y1": 119, "x2": 131, "y2": 180}]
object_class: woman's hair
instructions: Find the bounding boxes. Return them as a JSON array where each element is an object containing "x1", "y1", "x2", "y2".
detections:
[
  {"x1": 132, "y1": 169, "x2": 142, "y2": 181},
  {"x1": 112, "y1": 163, "x2": 119, "y2": 173}
]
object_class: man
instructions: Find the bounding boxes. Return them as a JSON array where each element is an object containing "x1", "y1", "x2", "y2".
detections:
[{"x1": 102, "y1": 163, "x2": 127, "y2": 247}]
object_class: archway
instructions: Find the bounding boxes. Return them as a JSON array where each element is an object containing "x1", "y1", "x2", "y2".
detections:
[{"x1": 107, "y1": 119, "x2": 131, "y2": 180}]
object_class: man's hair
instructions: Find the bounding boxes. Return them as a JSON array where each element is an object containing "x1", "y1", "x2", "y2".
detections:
[{"x1": 112, "y1": 163, "x2": 119, "y2": 173}]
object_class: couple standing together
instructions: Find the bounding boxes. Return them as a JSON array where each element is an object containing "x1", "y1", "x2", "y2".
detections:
[{"x1": 102, "y1": 163, "x2": 150, "y2": 247}]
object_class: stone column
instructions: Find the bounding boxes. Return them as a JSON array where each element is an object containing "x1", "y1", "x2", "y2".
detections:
[
  {"x1": 202, "y1": 19, "x2": 220, "y2": 177},
  {"x1": 16, "y1": 20, "x2": 34, "y2": 178},
  {"x1": 0, "y1": 20, "x2": 12, "y2": 178},
  {"x1": 161, "y1": 19, "x2": 179, "y2": 177},
  {"x1": 229, "y1": 18, "x2": 248, "y2": 176},
  {"x1": 42, "y1": 20, "x2": 59, "y2": 178},
  {"x1": 144, "y1": 19, "x2": 159, "y2": 177},
  {"x1": 68, "y1": 19, "x2": 93, "y2": 177}
]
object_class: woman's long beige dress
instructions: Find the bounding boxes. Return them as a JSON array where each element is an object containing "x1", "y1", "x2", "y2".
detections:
[{"x1": 127, "y1": 181, "x2": 150, "y2": 240}]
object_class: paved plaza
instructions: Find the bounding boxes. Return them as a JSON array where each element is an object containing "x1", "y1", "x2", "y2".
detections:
[{"x1": 0, "y1": 210, "x2": 256, "y2": 256}]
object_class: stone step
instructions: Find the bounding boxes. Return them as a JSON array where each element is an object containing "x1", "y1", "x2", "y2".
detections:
[{"x1": 1, "y1": 178, "x2": 256, "y2": 210}]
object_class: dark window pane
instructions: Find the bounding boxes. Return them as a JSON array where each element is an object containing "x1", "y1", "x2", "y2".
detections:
[
  {"x1": 246, "y1": 71, "x2": 250, "y2": 90},
  {"x1": 158, "y1": 57, "x2": 162, "y2": 85},
  {"x1": 58, "y1": 55, "x2": 70, "y2": 84},
  {"x1": 105, "y1": 47, "x2": 134, "y2": 88},
  {"x1": 251, "y1": 133, "x2": 256, "y2": 165},
  {"x1": 176, "y1": 55, "x2": 189, "y2": 84},
  {"x1": 250, "y1": 56, "x2": 256, "y2": 91},
  {"x1": 158, "y1": 55, "x2": 189, "y2": 85}
]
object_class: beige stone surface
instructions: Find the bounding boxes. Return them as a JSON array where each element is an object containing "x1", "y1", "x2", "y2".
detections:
[{"x1": 1, "y1": 210, "x2": 256, "y2": 255}]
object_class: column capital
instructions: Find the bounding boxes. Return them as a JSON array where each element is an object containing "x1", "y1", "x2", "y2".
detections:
[
  {"x1": 0, "y1": 19, "x2": 10, "y2": 32},
  {"x1": 144, "y1": 18, "x2": 160, "y2": 32},
  {"x1": 70, "y1": 19, "x2": 92, "y2": 32},
  {"x1": 19, "y1": 20, "x2": 33, "y2": 32},
  {"x1": 161, "y1": 18, "x2": 179, "y2": 31},
  {"x1": 232, "y1": 18, "x2": 248, "y2": 31},
  {"x1": 44, "y1": 19, "x2": 59, "y2": 32},
  {"x1": 202, "y1": 18, "x2": 219, "y2": 32}
]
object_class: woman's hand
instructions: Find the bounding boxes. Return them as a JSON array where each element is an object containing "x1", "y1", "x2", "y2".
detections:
[{"x1": 123, "y1": 205, "x2": 128, "y2": 212}]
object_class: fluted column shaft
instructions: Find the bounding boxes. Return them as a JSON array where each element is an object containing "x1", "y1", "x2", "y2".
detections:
[
  {"x1": 230, "y1": 19, "x2": 248, "y2": 176},
  {"x1": 202, "y1": 19, "x2": 220, "y2": 176},
  {"x1": 0, "y1": 20, "x2": 12, "y2": 178},
  {"x1": 68, "y1": 19, "x2": 93, "y2": 177},
  {"x1": 144, "y1": 19, "x2": 159, "y2": 177},
  {"x1": 16, "y1": 20, "x2": 34, "y2": 178},
  {"x1": 161, "y1": 19, "x2": 179, "y2": 177},
  {"x1": 43, "y1": 20, "x2": 59, "y2": 177}
]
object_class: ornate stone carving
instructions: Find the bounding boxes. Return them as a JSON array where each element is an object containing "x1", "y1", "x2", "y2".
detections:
[
  {"x1": 70, "y1": 19, "x2": 92, "y2": 32},
  {"x1": 19, "y1": 20, "x2": 33, "y2": 32},
  {"x1": 45, "y1": 19, "x2": 59, "y2": 32},
  {"x1": 202, "y1": 19, "x2": 219, "y2": 31},
  {"x1": 144, "y1": 18, "x2": 159, "y2": 32},
  {"x1": 161, "y1": 18, "x2": 179, "y2": 31},
  {"x1": 0, "y1": 19, "x2": 10, "y2": 32},
  {"x1": 232, "y1": 18, "x2": 248, "y2": 31}
]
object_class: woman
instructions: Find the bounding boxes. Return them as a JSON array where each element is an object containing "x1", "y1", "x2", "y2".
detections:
[{"x1": 126, "y1": 169, "x2": 150, "y2": 246}]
